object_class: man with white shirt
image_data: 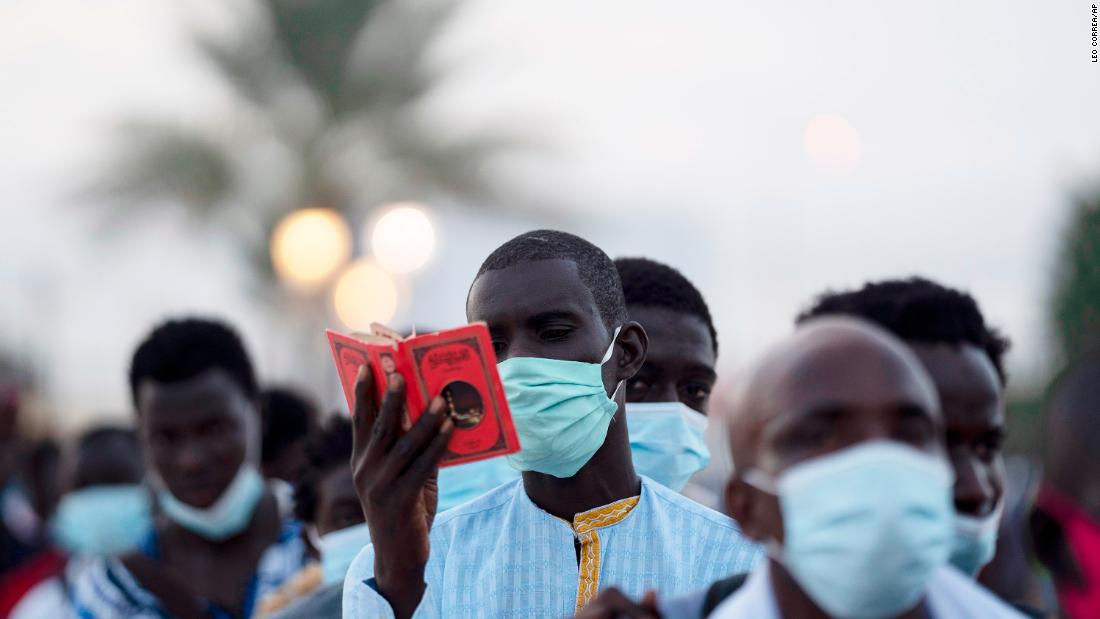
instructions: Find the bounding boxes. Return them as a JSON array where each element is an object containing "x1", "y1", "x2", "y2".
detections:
[
  {"x1": 342, "y1": 230, "x2": 760, "y2": 618},
  {"x1": 579, "y1": 317, "x2": 1024, "y2": 619},
  {"x1": 710, "y1": 317, "x2": 1024, "y2": 619}
]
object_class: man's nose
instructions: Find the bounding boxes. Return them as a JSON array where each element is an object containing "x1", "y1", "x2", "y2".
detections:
[
  {"x1": 175, "y1": 440, "x2": 208, "y2": 472},
  {"x1": 952, "y1": 451, "x2": 997, "y2": 516}
]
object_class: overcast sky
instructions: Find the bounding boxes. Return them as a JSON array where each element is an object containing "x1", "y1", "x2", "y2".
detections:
[{"x1": 2, "y1": 0, "x2": 1099, "y2": 430}]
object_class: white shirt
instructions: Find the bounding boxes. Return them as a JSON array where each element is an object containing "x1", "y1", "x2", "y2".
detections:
[{"x1": 710, "y1": 562, "x2": 1028, "y2": 619}]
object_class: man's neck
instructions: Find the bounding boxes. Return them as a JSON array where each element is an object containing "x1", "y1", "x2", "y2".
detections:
[
  {"x1": 521, "y1": 406, "x2": 640, "y2": 521},
  {"x1": 768, "y1": 560, "x2": 932, "y2": 619}
]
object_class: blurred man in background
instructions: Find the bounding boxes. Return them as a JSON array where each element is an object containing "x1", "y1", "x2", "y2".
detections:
[
  {"x1": 261, "y1": 416, "x2": 363, "y2": 619},
  {"x1": 581, "y1": 318, "x2": 1024, "y2": 618},
  {"x1": 710, "y1": 318, "x2": 1023, "y2": 618},
  {"x1": 260, "y1": 387, "x2": 320, "y2": 516},
  {"x1": 1031, "y1": 347, "x2": 1100, "y2": 619},
  {"x1": 0, "y1": 383, "x2": 54, "y2": 616},
  {"x1": 22, "y1": 438, "x2": 61, "y2": 536},
  {"x1": 72, "y1": 318, "x2": 307, "y2": 618},
  {"x1": 796, "y1": 278, "x2": 1044, "y2": 616},
  {"x1": 615, "y1": 257, "x2": 719, "y2": 501},
  {"x1": 10, "y1": 425, "x2": 149, "y2": 618}
]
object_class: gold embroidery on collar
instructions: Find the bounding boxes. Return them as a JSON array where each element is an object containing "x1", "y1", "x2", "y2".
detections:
[{"x1": 571, "y1": 496, "x2": 640, "y2": 612}]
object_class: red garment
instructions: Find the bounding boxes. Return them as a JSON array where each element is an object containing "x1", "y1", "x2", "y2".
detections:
[
  {"x1": 0, "y1": 547, "x2": 65, "y2": 618},
  {"x1": 1036, "y1": 485, "x2": 1100, "y2": 619}
]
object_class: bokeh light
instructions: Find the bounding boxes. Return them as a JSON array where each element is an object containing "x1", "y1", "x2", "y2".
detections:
[
  {"x1": 803, "y1": 114, "x2": 862, "y2": 169},
  {"x1": 270, "y1": 208, "x2": 352, "y2": 290},
  {"x1": 369, "y1": 203, "x2": 436, "y2": 274},
  {"x1": 332, "y1": 259, "x2": 399, "y2": 331}
]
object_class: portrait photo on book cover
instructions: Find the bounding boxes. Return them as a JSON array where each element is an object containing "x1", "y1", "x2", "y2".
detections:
[
  {"x1": 379, "y1": 352, "x2": 397, "y2": 375},
  {"x1": 441, "y1": 380, "x2": 485, "y2": 429}
]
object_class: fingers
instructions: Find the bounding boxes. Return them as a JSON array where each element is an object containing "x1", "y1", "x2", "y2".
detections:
[
  {"x1": 577, "y1": 589, "x2": 660, "y2": 619},
  {"x1": 378, "y1": 396, "x2": 451, "y2": 485},
  {"x1": 640, "y1": 591, "x2": 660, "y2": 615},
  {"x1": 369, "y1": 373, "x2": 407, "y2": 454},
  {"x1": 351, "y1": 365, "x2": 377, "y2": 450},
  {"x1": 405, "y1": 415, "x2": 454, "y2": 488}
]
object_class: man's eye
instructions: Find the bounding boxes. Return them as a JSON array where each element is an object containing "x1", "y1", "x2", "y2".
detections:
[
  {"x1": 784, "y1": 423, "x2": 833, "y2": 451},
  {"x1": 897, "y1": 418, "x2": 934, "y2": 446},
  {"x1": 976, "y1": 433, "x2": 1005, "y2": 459},
  {"x1": 540, "y1": 328, "x2": 571, "y2": 340},
  {"x1": 199, "y1": 419, "x2": 229, "y2": 436},
  {"x1": 683, "y1": 383, "x2": 712, "y2": 400}
]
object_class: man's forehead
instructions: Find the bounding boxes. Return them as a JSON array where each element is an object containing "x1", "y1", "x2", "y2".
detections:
[
  {"x1": 138, "y1": 369, "x2": 248, "y2": 418},
  {"x1": 728, "y1": 320, "x2": 939, "y2": 458},
  {"x1": 629, "y1": 306, "x2": 714, "y2": 364},
  {"x1": 909, "y1": 344, "x2": 1001, "y2": 405},
  {"x1": 769, "y1": 340, "x2": 933, "y2": 411},
  {"x1": 467, "y1": 259, "x2": 600, "y2": 324}
]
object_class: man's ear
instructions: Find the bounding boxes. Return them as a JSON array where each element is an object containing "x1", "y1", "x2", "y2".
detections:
[
  {"x1": 725, "y1": 477, "x2": 764, "y2": 541},
  {"x1": 613, "y1": 320, "x2": 648, "y2": 383}
]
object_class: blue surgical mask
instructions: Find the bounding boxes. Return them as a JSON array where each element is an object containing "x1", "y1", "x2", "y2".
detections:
[
  {"x1": 500, "y1": 327, "x2": 621, "y2": 479},
  {"x1": 437, "y1": 458, "x2": 521, "y2": 512},
  {"x1": 744, "y1": 441, "x2": 955, "y2": 619},
  {"x1": 52, "y1": 485, "x2": 152, "y2": 556},
  {"x1": 310, "y1": 522, "x2": 372, "y2": 585},
  {"x1": 157, "y1": 465, "x2": 265, "y2": 541},
  {"x1": 950, "y1": 501, "x2": 1002, "y2": 577},
  {"x1": 626, "y1": 402, "x2": 710, "y2": 491}
]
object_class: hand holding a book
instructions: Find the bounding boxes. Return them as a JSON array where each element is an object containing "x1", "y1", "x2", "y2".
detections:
[{"x1": 351, "y1": 364, "x2": 454, "y2": 619}]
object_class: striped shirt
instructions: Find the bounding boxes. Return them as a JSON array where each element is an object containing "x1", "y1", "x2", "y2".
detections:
[
  {"x1": 70, "y1": 520, "x2": 307, "y2": 619},
  {"x1": 342, "y1": 476, "x2": 761, "y2": 619}
]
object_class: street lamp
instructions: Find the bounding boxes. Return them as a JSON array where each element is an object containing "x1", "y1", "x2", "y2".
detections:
[
  {"x1": 331, "y1": 259, "x2": 399, "y2": 331},
  {"x1": 270, "y1": 208, "x2": 352, "y2": 291},
  {"x1": 368, "y1": 202, "x2": 436, "y2": 274}
]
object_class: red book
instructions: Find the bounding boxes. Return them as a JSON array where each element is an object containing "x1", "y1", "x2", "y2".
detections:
[{"x1": 326, "y1": 324, "x2": 521, "y2": 467}]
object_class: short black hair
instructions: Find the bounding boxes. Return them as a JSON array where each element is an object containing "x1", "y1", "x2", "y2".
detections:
[
  {"x1": 796, "y1": 277, "x2": 1011, "y2": 384},
  {"x1": 260, "y1": 387, "x2": 318, "y2": 467},
  {"x1": 73, "y1": 426, "x2": 143, "y2": 489},
  {"x1": 615, "y1": 257, "x2": 718, "y2": 355},
  {"x1": 79, "y1": 426, "x2": 139, "y2": 452},
  {"x1": 129, "y1": 318, "x2": 258, "y2": 406},
  {"x1": 293, "y1": 416, "x2": 353, "y2": 524},
  {"x1": 473, "y1": 230, "x2": 628, "y2": 332}
]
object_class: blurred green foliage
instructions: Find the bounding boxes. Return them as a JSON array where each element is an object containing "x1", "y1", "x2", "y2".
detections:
[
  {"x1": 1006, "y1": 188, "x2": 1100, "y2": 455},
  {"x1": 1050, "y1": 191, "x2": 1100, "y2": 363},
  {"x1": 85, "y1": 0, "x2": 521, "y2": 291}
]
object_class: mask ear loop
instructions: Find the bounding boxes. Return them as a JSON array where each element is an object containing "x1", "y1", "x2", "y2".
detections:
[
  {"x1": 601, "y1": 325, "x2": 625, "y2": 400},
  {"x1": 600, "y1": 325, "x2": 624, "y2": 364}
]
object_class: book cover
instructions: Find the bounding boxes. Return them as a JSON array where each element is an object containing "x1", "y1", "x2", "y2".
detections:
[{"x1": 326, "y1": 324, "x2": 521, "y2": 467}]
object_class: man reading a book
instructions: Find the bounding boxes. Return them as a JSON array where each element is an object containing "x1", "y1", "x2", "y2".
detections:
[{"x1": 342, "y1": 230, "x2": 760, "y2": 618}]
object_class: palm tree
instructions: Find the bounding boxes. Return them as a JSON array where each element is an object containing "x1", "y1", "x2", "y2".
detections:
[
  {"x1": 84, "y1": 0, "x2": 521, "y2": 391},
  {"x1": 86, "y1": 0, "x2": 511, "y2": 290}
]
